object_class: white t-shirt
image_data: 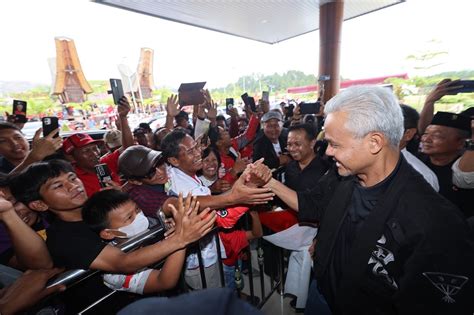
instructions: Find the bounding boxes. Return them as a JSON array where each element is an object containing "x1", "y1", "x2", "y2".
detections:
[
  {"x1": 452, "y1": 157, "x2": 474, "y2": 189},
  {"x1": 272, "y1": 142, "x2": 282, "y2": 156},
  {"x1": 198, "y1": 175, "x2": 217, "y2": 188},
  {"x1": 168, "y1": 167, "x2": 225, "y2": 268},
  {"x1": 401, "y1": 148, "x2": 439, "y2": 192}
]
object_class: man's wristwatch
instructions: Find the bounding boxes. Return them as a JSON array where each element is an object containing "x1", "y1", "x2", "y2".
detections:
[{"x1": 465, "y1": 139, "x2": 474, "y2": 151}]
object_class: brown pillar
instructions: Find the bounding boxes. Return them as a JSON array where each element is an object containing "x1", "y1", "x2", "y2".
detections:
[{"x1": 319, "y1": 0, "x2": 344, "y2": 103}]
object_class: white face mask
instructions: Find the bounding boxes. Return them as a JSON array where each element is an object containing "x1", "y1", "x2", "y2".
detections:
[{"x1": 114, "y1": 212, "x2": 149, "y2": 238}]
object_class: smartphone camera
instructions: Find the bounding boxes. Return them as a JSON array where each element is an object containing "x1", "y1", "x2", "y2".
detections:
[{"x1": 226, "y1": 98, "x2": 234, "y2": 112}]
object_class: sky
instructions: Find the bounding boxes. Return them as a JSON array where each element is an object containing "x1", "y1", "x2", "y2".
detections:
[{"x1": 1, "y1": 0, "x2": 474, "y2": 90}]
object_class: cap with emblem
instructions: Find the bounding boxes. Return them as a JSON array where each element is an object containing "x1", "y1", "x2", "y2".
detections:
[
  {"x1": 63, "y1": 133, "x2": 100, "y2": 154},
  {"x1": 430, "y1": 111, "x2": 471, "y2": 134}
]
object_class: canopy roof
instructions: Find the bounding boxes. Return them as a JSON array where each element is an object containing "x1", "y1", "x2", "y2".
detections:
[{"x1": 94, "y1": 0, "x2": 404, "y2": 44}]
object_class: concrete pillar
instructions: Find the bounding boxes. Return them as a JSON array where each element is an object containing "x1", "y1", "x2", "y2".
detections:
[{"x1": 319, "y1": 1, "x2": 344, "y2": 103}]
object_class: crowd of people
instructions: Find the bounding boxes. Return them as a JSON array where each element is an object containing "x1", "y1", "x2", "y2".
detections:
[{"x1": 0, "y1": 79, "x2": 472, "y2": 314}]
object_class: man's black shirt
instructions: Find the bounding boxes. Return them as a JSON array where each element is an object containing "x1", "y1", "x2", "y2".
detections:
[
  {"x1": 0, "y1": 156, "x2": 15, "y2": 174},
  {"x1": 285, "y1": 156, "x2": 328, "y2": 192},
  {"x1": 423, "y1": 156, "x2": 474, "y2": 218},
  {"x1": 322, "y1": 159, "x2": 399, "y2": 308}
]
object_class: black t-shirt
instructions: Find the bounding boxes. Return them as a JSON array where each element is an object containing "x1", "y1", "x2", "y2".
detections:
[
  {"x1": 0, "y1": 156, "x2": 15, "y2": 174},
  {"x1": 321, "y1": 159, "x2": 400, "y2": 308},
  {"x1": 46, "y1": 218, "x2": 107, "y2": 269},
  {"x1": 285, "y1": 156, "x2": 329, "y2": 192},
  {"x1": 423, "y1": 156, "x2": 474, "y2": 218}
]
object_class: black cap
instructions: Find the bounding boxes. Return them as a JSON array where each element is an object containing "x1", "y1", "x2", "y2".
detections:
[
  {"x1": 430, "y1": 111, "x2": 471, "y2": 133},
  {"x1": 138, "y1": 122, "x2": 152, "y2": 133},
  {"x1": 119, "y1": 145, "x2": 164, "y2": 178},
  {"x1": 133, "y1": 127, "x2": 147, "y2": 136}
]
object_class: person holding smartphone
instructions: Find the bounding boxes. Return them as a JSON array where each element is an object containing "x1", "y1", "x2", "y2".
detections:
[
  {"x1": 62, "y1": 96, "x2": 134, "y2": 196},
  {"x1": 0, "y1": 122, "x2": 61, "y2": 175}
]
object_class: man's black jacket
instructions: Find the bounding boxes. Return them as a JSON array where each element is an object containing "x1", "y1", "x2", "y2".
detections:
[
  {"x1": 252, "y1": 130, "x2": 288, "y2": 170},
  {"x1": 297, "y1": 156, "x2": 474, "y2": 314}
]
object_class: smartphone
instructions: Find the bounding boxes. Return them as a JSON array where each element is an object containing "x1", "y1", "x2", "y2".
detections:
[
  {"x1": 300, "y1": 102, "x2": 321, "y2": 115},
  {"x1": 226, "y1": 98, "x2": 234, "y2": 113},
  {"x1": 241, "y1": 93, "x2": 249, "y2": 106},
  {"x1": 13, "y1": 100, "x2": 27, "y2": 116},
  {"x1": 42, "y1": 117, "x2": 59, "y2": 138},
  {"x1": 247, "y1": 97, "x2": 257, "y2": 112},
  {"x1": 109, "y1": 79, "x2": 124, "y2": 105},
  {"x1": 449, "y1": 80, "x2": 474, "y2": 94},
  {"x1": 262, "y1": 91, "x2": 269, "y2": 102},
  {"x1": 95, "y1": 164, "x2": 112, "y2": 188}
]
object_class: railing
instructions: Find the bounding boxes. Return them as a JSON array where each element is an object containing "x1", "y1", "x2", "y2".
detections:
[
  {"x1": 36, "y1": 214, "x2": 287, "y2": 314},
  {"x1": 46, "y1": 222, "x2": 166, "y2": 289}
]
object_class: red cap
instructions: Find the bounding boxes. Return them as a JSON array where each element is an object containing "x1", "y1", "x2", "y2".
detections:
[{"x1": 63, "y1": 133, "x2": 100, "y2": 154}]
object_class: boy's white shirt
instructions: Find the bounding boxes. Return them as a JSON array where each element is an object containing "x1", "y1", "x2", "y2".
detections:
[{"x1": 168, "y1": 167, "x2": 226, "y2": 268}]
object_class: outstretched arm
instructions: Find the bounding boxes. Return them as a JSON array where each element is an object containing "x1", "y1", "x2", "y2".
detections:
[
  {"x1": 10, "y1": 128, "x2": 62, "y2": 175},
  {"x1": 418, "y1": 79, "x2": 459, "y2": 134},
  {"x1": 0, "y1": 268, "x2": 65, "y2": 315},
  {"x1": 165, "y1": 94, "x2": 180, "y2": 130},
  {"x1": 117, "y1": 96, "x2": 134, "y2": 151},
  {"x1": 91, "y1": 194, "x2": 216, "y2": 274}
]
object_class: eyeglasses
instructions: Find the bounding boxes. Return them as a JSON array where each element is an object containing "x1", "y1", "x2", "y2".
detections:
[
  {"x1": 181, "y1": 142, "x2": 201, "y2": 155},
  {"x1": 143, "y1": 159, "x2": 165, "y2": 179},
  {"x1": 286, "y1": 142, "x2": 304, "y2": 149}
]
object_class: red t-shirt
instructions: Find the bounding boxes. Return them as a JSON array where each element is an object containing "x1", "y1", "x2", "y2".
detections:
[
  {"x1": 76, "y1": 149, "x2": 121, "y2": 197},
  {"x1": 219, "y1": 229, "x2": 248, "y2": 266}
]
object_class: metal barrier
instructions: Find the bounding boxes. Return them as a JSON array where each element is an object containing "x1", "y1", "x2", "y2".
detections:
[
  {"x1": 35, "y1": 222, "x2": 166, "y2": 314},
  {"x1": 46, "y1": 223, "x2": 165, "y2": 289},
  {"x1": 37, "y1": 213, "x2": 287, "y2": 313}
]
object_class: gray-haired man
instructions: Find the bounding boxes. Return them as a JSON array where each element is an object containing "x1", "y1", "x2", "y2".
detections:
[{"x1": 249, "y1": 85, "x2": 474, "y2": 314}]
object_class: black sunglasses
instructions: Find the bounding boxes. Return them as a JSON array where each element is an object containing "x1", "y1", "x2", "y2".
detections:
[{"x1": 143, "y1": 157, "x2": 165, "y2": 179}]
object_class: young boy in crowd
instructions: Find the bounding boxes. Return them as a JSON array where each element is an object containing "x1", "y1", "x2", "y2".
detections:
[
  {"x1": 9, "y1": 159, "x2": 215, "y2": 277},
  {"x1": 220, "y1": 210, "x2": 262, "y2": 289},
  {"x1": 82, "y1": 189, "x2": 195, "y2": 294}
]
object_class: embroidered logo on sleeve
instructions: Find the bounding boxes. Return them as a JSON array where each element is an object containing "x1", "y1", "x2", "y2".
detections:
[
  {"x1": 423, "y1": 272, "x2": 469, "y2": 303},
  {"x1": 368, "y1": 235, "x2": 398, "y2": 289}
]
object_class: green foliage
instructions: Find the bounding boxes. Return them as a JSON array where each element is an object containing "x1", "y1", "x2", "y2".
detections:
[
  {"x1": 210, "y1": 70, "x2": 317, "y2": 102},
  {"x1": 3, "y1": 69, "x2": 474, "y2": 117}
]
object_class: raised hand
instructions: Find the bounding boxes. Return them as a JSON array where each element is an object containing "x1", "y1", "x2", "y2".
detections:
[
  {"x1": 259, "y1": 99, "x2": 270, "y2": 114},
  {"x1": 30, "y1": 128, "x2": 63, "y2": 161},
  {"x1": 425, "y1": 78, "x2": 460, "y2": 104},
  {"x1": 117, "y1": 96, "x2": 131, "y2": 118},
  {"x1": 232, "y1": 154, "x2": 251, "y2": 175},
  {"x1": 244, "y1": 158, "x2": 272, "y2": 187},
  {"x1": 166, "y1": 94, "x2": 180, "y2": 117},
  {"x1": 229, "y1": 172, "x2": 274, "y2": 205},
  {"x1": 210, "y1": 179, "x2": 232, "y2": 193},
  {"x1": 0, "y1": 193, "x2": 15, "y2": 221},
  {"x1": 169, "y1": 193, "x2": 216, "y2": 246},
  {"x1": 228, "y1": 107, "x2": 239, "y2": 118}
]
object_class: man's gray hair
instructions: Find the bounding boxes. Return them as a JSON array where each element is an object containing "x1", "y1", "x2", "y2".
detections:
[{"x1": 324, "y1": 85, "x2": 404, "y2": 147}]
